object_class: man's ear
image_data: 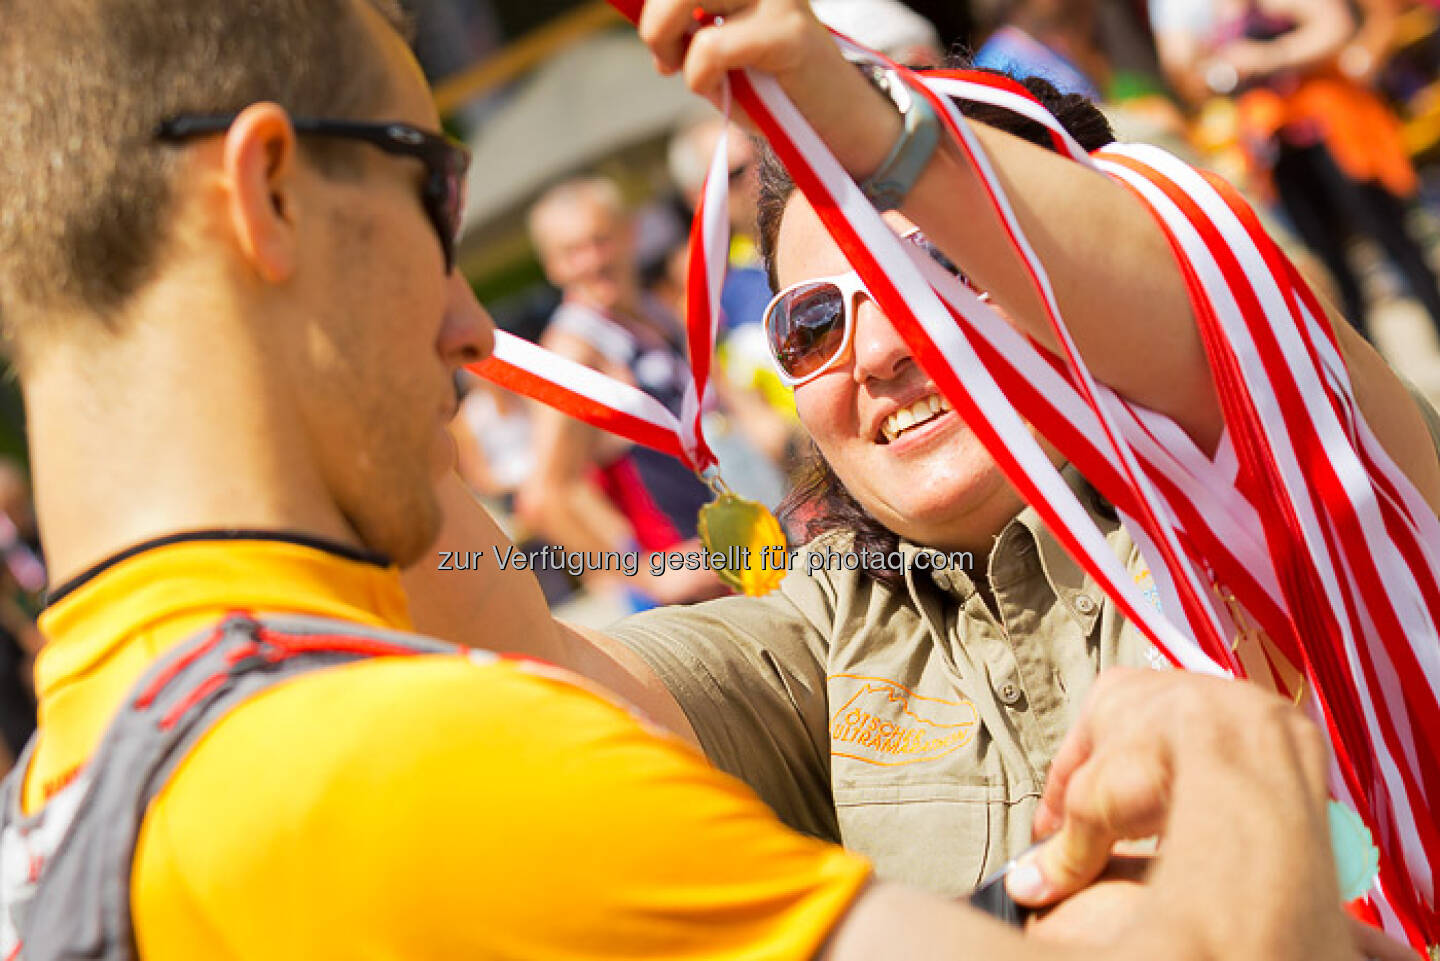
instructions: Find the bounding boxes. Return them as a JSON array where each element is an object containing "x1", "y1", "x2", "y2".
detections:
[{"x1": 222, "y1": 102, "x2": 301, "y2": 285}]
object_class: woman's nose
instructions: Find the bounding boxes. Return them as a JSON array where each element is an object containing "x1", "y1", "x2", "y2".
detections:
[{"x1": 850, "y1": 294, "x2": 913, "y2": 384}]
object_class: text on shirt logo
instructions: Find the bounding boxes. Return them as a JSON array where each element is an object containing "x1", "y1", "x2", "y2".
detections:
[{"x1": 828, "y1": 676, "x2": 980, "y2": 766}]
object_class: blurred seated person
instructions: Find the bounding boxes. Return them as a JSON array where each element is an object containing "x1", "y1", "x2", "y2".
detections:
[
  {"x1": 0, "y1": 459, "x2": 43, "y2": 775},
  {"x1": 519, "y1": 176, "x2": 725, "y2": 608},
  {"x1": 449, "y1": 373, "x2": 579, "y2": 605},
  {"x1": 452, "y1": 373, "x2": 534, "y2": 502}
]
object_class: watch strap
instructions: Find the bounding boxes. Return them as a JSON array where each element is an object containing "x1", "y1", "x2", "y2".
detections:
[
  {"x1": 967, "y1": 864, "x2": 1036, "y2": 927},
  {"x1": 858, "y1": 69, "x2": 941, "y2": 212}
]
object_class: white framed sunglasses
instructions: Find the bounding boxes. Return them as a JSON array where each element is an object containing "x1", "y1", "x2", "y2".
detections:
[
  {"x1": 762, "y1": 270, "x2": 869, "y2": 387},
  {"x1": 762, "y1": 229, "x2": 985, "y2": 387}
]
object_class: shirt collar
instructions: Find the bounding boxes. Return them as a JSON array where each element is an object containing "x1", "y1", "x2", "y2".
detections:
[
  {"x1": 35, "y1": 533, "x2": 413, "y2": 700},
  {"x1": 1008, "y1": 463, "x2": 1117, "y2": 632},
  {"x1": 900, "y1": 463, "x2": 1116, "y2": 632}
]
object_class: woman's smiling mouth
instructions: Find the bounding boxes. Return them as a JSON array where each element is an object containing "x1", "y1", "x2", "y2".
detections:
[{"x1": 879, "y1": 392, "x2": 953, "y2": 444}]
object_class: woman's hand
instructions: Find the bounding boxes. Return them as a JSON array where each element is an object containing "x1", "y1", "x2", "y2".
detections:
[{"x1": 635, "y1": 0, "x2": 899, "y2": 178}]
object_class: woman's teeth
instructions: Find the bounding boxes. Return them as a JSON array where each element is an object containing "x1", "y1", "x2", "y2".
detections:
[{"x1": 880, "y1": 394, "x2": 952, "y2": 442}]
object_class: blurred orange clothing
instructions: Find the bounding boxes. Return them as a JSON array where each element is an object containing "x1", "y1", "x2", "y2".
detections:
[
  {"x1": 1239, "y1": 71, "x2": 1419, "y2": 197},
  {"x1": 23, "y1": 536, "x2": 869, "y2": 960}
]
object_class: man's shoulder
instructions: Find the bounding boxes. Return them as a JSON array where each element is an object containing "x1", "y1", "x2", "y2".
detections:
[
  {"x1": 137, "y1": 648, "x2": 662, "y2": 849},
  {"x1": 133, "y1": 647, "x2": 681, "y2": 874},
  {"x1": 194, "y1": 649, "x2": 646, "y2": 771},
  {"x1": 129, "y1": 646, "x2": 865, "y2": 957}
]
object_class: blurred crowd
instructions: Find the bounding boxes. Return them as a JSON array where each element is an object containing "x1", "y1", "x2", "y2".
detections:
[
  {"x1": 0, "y1": 459, "x2": 44, "y2": 777},
  {"x1": 10, "y1": 0, "x2": 1440, "y2": 773},
  {"x1": 452, "y1": 116, "x2": 804, "y2": 618}
]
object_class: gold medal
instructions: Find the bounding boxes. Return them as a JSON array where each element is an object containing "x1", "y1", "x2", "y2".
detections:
[{"x1": 697, "y1": 475, "x2": 788, "y2": 596}]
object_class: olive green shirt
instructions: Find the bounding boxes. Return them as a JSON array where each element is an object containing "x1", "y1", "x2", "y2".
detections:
[
  {"x1": 613, "y1": 378, "x2": 1440, "y2": 897},
  {"x1": 611, "y1": 466, "x2": 1161, "y2": 896}
]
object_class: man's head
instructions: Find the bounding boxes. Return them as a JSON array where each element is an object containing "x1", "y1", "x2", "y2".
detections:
[
  {"x1": 667, "y1": 116, "x2": 760, "y2": 238},
  {"x1": 0, "y1": 0, "x2": 494, "y2": 568},
  {"x1": 527, "y1": 176, "x2": 639, "y2": 316}
]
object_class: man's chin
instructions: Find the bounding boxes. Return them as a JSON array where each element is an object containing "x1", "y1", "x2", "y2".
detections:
[
  {"x1": 401, "y1": 494, "x2": 445, "y2": 569},
  {"x1": 351, "y1": 488, "x2": 443, "y2": 570}
]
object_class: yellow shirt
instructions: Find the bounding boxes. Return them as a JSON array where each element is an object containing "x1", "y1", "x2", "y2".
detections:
[{"x1": 25, "y1": 535, "x2": 869, "y2": 960}]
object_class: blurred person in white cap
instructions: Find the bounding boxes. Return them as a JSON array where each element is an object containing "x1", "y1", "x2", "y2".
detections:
[{"x1": 810, "y1": 0, "x2": 945, "y2": 66}]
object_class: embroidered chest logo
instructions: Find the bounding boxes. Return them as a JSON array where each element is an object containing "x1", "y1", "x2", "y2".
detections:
[{"x1": 828, "y1": 675, "x2": 980, "y2": 766}]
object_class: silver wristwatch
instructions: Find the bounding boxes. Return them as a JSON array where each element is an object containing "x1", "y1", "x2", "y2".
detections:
[{"x1": 855, "y1": 63, "x2": 941, "y2": 212}]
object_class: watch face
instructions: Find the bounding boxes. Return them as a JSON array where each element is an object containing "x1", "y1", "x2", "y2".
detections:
[
  {"x1": 858, "y1": 60, "x2": 911, "y2": 112},
  {"x1": 890, "y1": 74, "x2": 913, "y2": 111}
]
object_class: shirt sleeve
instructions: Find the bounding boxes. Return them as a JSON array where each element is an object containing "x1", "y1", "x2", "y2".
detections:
[
  {"x1": 134, "y1": 654, "x2": 871, "y2": 961},
  {"x1": 606, "y1": 574, "x2": 842, "y2": 842}
]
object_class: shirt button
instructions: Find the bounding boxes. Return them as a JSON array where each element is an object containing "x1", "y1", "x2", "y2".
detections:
[
  {"x1": 999, "y1": 682, "x2": 1023, "y2": 705},
  {"x1": 1075, "y1": 595, "x2": 1097, "y2": 615}
]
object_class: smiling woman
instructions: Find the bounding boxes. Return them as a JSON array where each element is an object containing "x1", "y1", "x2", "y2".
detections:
[
  {"x1": 587, "y1": 72, "x2": 1168, "y2": 892},
  {"x1": 765, "y1": 70, "x2": 1115, "y2": 578}
]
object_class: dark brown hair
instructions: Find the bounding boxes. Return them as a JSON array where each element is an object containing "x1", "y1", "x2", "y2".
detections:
[
  {"x1": 762, "y1": 67, "x2": 1117, "y2": 586},
  {"x1": 0, "y1": 0, "x2": 411, "y2": 364}
]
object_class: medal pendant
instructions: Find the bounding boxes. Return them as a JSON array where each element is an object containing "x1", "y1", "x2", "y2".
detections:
[{"x1": 697, "y1": 480, "x2": 787, "y2": 596}]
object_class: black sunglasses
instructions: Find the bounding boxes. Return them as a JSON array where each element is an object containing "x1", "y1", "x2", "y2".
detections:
[{"x1": 156, "y1": 114, "x2": 471, "y2": 271}]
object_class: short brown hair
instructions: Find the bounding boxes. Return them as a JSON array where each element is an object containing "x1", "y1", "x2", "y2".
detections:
[{"x1": 0, "y1": 0, "x2": 411, "y2": 360}]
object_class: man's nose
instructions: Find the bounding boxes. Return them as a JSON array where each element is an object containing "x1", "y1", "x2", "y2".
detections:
[
  {"x1": 438, "y1": 269, "x2": 496, "y2": 368},
  {"x1": 850, "y1": 295, "x2": 912, "y2": 384}
]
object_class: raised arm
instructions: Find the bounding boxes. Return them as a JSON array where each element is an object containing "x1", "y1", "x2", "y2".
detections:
[
  {"x1": 1215, "y1": 0, "x2": 1356, "y2": 85},
  {"x1": 1345, "y1": 0, "x2": 1405, "y2": 86},
  {"x1": 640, "y1": 0, "x2": 1440, "y2": 511}
]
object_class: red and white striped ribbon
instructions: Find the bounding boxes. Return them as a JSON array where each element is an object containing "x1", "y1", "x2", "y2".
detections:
[
  {"x1": 731, "y1": 61, "x2": 1227, "y2": 674},
  {"x1": 718, "y1": 44, "x2": 1440, "y2": 942},
  {"x1": 466, "y1": 101, "x2": 728, "y2": 474},
  {"x1": 1088, "y1": 150, "x2": 1440, "y2": 939},
  {"x1": 677, "y1": 83, "x2": 733, "y2": 469},
  {"x1": 473, "y1": 328, "x2": 703, "y2": 467}
]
